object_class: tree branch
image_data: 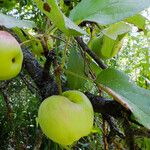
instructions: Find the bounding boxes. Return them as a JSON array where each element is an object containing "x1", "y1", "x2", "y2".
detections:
[
  {"x1": 22, "y1": 46, "x2": 58, "y2": 99},
  {"x1": 75, "y1": 36, "x2": 107, "y2": 69},
  {"x1": 85, "y1": 92, "x2": 130, "y2": 118},
  {"x1": 22, "y1": 47, "x2": 129, "y2": 117}
]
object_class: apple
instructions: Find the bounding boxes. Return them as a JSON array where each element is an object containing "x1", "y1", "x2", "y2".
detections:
[
  {"x1": 37, "y1": 90, "x2": 94, "y2": 146},
  {"x1": 0, "y1": 31, "x2": 23, "y2": 80}
]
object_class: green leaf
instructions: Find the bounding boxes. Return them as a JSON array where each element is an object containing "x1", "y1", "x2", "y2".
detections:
[
  {"x1": 98, "y1": 22, "x2": 131, "y2": 59},
  {"x1": 102, "y1": 22, "x2": 131, "y2": 40},
  {"x1": 65, "y1": 48, "x2": 88, "y2": 89},
  {"x1": 136, "y1": 138, "x2": 150, "y2": 150},
  {"x1": 34, "y1": 0, "x2": 86, "y2": 36},
  {"x1": 125, "y1": 14, "x2": 148, "y2": 34},
  {"x1": 0, "y1": 0, "x2": 16, "y2": 10},
  {"x1": 12, "y1": 28, "x2": 28, "y2": 42},
  {"x1": 70, "y1": 0, "x2": 150, "y2": 25},
  {"x1": 96, "y1": 68, "x2": 150, "y2": 129},
  {"x1": 89, "y1": 22, "x2": 130, "y2": 59},
  {"x1": 0, "y1": 13, "x2": 35, "y2": 28}
]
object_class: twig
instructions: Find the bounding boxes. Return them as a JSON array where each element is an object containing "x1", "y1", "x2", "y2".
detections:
[
  {"x1": 131, "y1": 127, "x2": 150, "y2": 138},
  {"x1": 20, "y1": 72, "x2": 39, "y2": 94},
  {"x1": 98, "y1": 84, "x2": 130, "y2": 110},
  {"x1": 42, "y1": 50, "x2": 55, "y2": 81},
  {"x1": 50, "y1": 35, "x2": 72, "y2": 47},
  {"x1": 102, "y1": 115, "x2": 109, "y2": 150},
  {"x1": 1, "y1": 89, "x2": 13, "y2": 122},
  {"x1": 123, "y1": 116, "x2": 135, "y2": 150},
  {"x1": 53, "y1": 55, "x2": 62, "y2": 95},
  {"x1": 75, "y1": 36, "x2": 107, "y2": 69},
  {"x1": 103, "y1": 114, "x2": 125, "y2": 143},
  {"x1": 34, "y1": 129, "x2": 43, "y2": 150}
]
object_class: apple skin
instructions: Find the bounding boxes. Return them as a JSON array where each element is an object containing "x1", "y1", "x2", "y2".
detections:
[
  {"x1": 38, "y1": 90, "x2": 94, "y2": 146},
  {"x1": 0, "y1": 31, "x2": 23, "y2": 80}
]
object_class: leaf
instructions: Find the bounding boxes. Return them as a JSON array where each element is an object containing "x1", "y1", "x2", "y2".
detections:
[
  {"x1": 89, "y1": 61, "x2": 102, "y2": 77},
  {"x1": 136, "y1": 138, "x2": 150, "y2": 150},
  {"x1": 0, "y1": 13, "x2": 35, "y2": 28},
  {"x1": 65, "y1": 48, "x2": 88, "y2": 89},
  {"x1": 90, "y1": 22, "x2": 131, "y2": 59},
  {"x1": 70, "y1": 0, "x2": 150, "y2": 25},
  {"x1": 34, "y1": 0, "x2": 86, "y2": 36},
  {"x1": 0, "y1": 0, "x2": 16, "y2": 10},
  {"x1": 102, "y1": 22, "x2": 131, "y2": 40},
  {"x1": 97, "y1": 22, "x2": 131, "y2": 59},
  {"x1": 96, "y1": 68, "x2": 150, "y2": 129},
  {"x1": 125, "y1": 14, "x2": 148, "y2": 34},
  {"x1": 12, "y1": 28, "x2": 28, "y2": 42}
]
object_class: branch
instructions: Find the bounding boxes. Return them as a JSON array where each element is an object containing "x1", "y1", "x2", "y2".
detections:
[
  {"x1": 75, "y1": 36, "x2": 107, "y2": 69},
  {"x1": 22, "y1": 46, "x2": 58, "y2": 99},
  {"x1": 123, "y1": 117, "x2": 135, "y2": 149},
  {"x1": 0, "y1": 87, "x2": 13, "y2": 122},
  {"x1": 0, "y1": 27, "x2": 130, "y2": 118},
  {"x1": 22, "y1": 47, "x2": 129, "y2": 118},
  {"x1": 42, "y1": 50, "x2": 55, "y2": 81},
  {"x1": 85, "y1": 92, "x2": 130, "y2": 118},
  {"x1": 22, "y1": 47, "x2": 130, "y2": 118},
  {"x1": 131, "y1": 128, "x2": 150, "y2": 138},
  {"x1": 103, "y1": 114, "x2": 125, "y2": 143}
]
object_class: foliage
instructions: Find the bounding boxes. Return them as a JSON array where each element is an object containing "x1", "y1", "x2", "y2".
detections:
[{"x1": 0, "y1": 0, "x2": 150, "y2": 150}]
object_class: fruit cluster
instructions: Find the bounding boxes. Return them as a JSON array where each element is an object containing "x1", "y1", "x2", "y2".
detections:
[{"x1": 0, "y1": 31, "x2": 94, "y2": 146}]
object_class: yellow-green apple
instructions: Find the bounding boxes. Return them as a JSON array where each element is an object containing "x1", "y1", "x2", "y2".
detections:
[
  {"x1": 37, "y1": 90, "x2": 94, "y2": 146},
  {"x1": 0, "y1": 31, "x2": 23, "y2": 80}
]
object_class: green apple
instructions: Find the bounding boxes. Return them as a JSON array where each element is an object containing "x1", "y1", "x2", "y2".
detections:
[
  {"x1": 0, "y1": 31, "x2": 23, "y2": 80},
  {"x1": 37, "y1": 90, "x2": 94, "y2": 146}
]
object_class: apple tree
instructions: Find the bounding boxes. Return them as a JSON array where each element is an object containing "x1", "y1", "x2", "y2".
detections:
[{"x1": 0, "y1": 0, "x2": 150, "y2": 149}]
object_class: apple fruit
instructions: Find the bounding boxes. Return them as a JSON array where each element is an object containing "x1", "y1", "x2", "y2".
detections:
[
  {"x1": 37, "y1": 90, "x2": 94, "y2": 146},
  {"x1": 0, "y1": 31, "x2": 23, "y2": 80}
]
